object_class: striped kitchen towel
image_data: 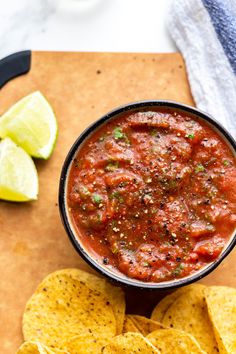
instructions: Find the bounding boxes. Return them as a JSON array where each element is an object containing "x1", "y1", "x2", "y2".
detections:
[{"x1": 168, "y1": 0, "x2": 236, "y2": 138}]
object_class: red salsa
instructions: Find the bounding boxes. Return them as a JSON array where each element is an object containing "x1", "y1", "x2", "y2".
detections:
[{"x1": 67, "y1": 109, "x2": 236, "y2": 282}]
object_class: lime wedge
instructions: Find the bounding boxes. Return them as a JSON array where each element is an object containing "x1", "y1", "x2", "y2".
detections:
[
  {"x1": 0, "y1": 91, "x2": 57, "y2": 159},
  {"x1": 0, "y1": 138, "x2": 38, "y2": 201}
]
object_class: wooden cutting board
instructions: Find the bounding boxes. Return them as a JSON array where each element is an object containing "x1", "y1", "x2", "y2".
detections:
[{"x1": 0, "y1": 51, "x2": 235, "y2": 353}]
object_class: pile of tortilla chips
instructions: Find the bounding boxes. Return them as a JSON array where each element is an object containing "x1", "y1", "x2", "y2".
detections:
[{"x1": 17, "y1": 269, "x2": 236, "y2": 354}]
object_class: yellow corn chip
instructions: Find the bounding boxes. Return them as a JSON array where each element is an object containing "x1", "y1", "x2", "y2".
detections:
[
  {"x1": 204, "y1": 286, "x2": 236, "y2": 354},
  {"x1": 161, "y1": 284, "x2": 218, "y2": 354},
  {"x1": 127, "y1": 315, "x2": 164, "y2": 336},
  {"x1": 23, "y1": 273, "x2": 116, "y2": 351},
  {"x1": 147, "y1": 329, "x2": 206, "y2": 353},
  {"x1": 16, "y1": 341, "x2": 68, "y2": 354},
  {"x1": 101, "y1": 332, "x2": 160, "y2": 353},
  {"x1": 122, "y1": 315, "x2": 140, "y2": 333},
  {"x1": 53, "y1": 268, "x2": 125, "y2": 334},
  {"x1": 63, "y1": 333, "x2": 109, "y2": 354},
  {"x1": 151, "y1": 284, "x2": 205, "y2": 322}
]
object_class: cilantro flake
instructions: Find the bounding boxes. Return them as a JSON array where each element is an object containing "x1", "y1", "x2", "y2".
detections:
[
  {"x1": 195, "y1": 164, "x2": 205, "y2": 173},
  {"x1": 172, "y1": 263, "x2": 185, "y2": 276},
  {"x1": 187, "y1": 134, "x2": 195, "y2": 139},
  {"x1": 79, "y1": 186, "x2": 91, "y2": 199},
  {"x1": 110, "y1": 191, "x2": 124, "y2": 203},
  {"x1": 150, "y1": 129, "x2": 157, "y2": 136},
  {"x1": 113, "y1": 127, "x2": 130, "y2": 144},
  {"x1": 92, "y1": 194, "x2": 103, "y2": 204},
  {"x1": 113, "y1": 127, "x2": 124, "y2": 139},
  {"x1": 105, "y1": 161, "x2": 119, "y2": 172}
]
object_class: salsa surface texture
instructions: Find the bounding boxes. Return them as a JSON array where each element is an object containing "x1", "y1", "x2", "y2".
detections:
[{"x1": 67, "y1": 109, "x2": 236, "y2": 282}]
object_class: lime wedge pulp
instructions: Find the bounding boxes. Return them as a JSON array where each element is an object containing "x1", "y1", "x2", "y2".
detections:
[
  {"x1": 0, "y1": 138, "x2": 38, "y2": 201},
  {"x1": 0, "y1": 91, "x2": 57, "y2": 159}
]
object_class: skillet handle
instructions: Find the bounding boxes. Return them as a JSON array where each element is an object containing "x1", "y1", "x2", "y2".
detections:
[{"x1": 0, "y1": 50, "x2": 31, "y2": 89}]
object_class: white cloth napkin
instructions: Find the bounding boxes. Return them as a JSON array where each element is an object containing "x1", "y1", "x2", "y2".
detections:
[{"x1": 167, "y1": 0, "x2": 236, "y2": 138}]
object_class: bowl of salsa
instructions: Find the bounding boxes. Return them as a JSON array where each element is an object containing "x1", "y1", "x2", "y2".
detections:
[{"x1": 59, "y1": 101, "x2": 236, "y2": 289}]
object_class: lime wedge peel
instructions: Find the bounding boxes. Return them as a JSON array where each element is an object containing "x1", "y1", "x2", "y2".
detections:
[
  {"x1": 0, "y1": 91, "x2": 58, "y2": 159},
  {"x1": 0, "y1": 138, "x2": 38, "y2": 202}
]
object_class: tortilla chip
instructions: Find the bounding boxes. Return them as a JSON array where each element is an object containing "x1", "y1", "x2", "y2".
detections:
[
  {"x1": 122, "y1": 315, "x2": 141, "y2": 333},
  {"x1": 54, "y1": 268, "x2": 125, "y2": 334},
  {"x1": 161, "y1": 284, "x2": 219, "y2": 354},
  {"x1": 147, "y1": 329, "x2": 206, "y2": 353},
  {"x1": 151, "y1": 284, "x2": 205, "y2": 322},
  {"x1": 127, "y1": 315, "x2": 164, "y2": 336},
  {"x1": 204, "y1": 286, "x2": 236, "y2": 354},
  {"x1": 101, "y1": 333, "x2": 160, "y2": 353},
  {"x1": 16, "y1": 342, "x2": 48, "y2": 354},
  {"x1": 45, "y1": 349, "x2": 68, "y2": 354},
  {"x1": 16, "y1": 341, "x2": 68, "y2": 354},
  {"x1": 23, "y1": 273, "x2": 116, "y2": 351},
  {"x1": 64, "y1": 333, "x2": 109, "y2": 354}
]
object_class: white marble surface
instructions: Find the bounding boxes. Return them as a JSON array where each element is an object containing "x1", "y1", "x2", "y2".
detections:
[{"x1": 0, "y1": 0, "x2": 176, "y2": 59}]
